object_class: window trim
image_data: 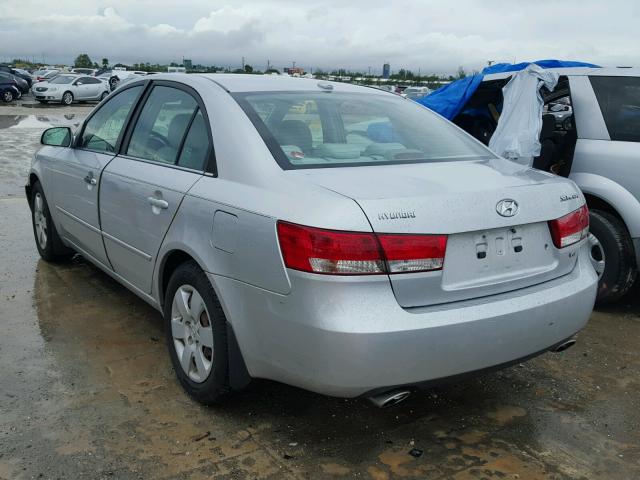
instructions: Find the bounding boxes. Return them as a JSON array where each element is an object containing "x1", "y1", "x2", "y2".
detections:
[
  {"x1": 119, "y1": 80, "x2": 216, "y2": 175},
  {"x1": 74, "y1": 80, "x2": 148, "y2": 154}
]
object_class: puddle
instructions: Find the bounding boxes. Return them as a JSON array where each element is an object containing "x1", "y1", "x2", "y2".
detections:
[{"x1": 0, "y1": 114, "x2": 83, "y2": 130}]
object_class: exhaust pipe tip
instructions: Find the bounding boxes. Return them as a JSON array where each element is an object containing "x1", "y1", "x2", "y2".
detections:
[
  {"x1": 368, "y1": 389, "x2": 412, "y2": 408},
  {"x1": 552, "y1": 338, "x2": 576, "y2": 353}
]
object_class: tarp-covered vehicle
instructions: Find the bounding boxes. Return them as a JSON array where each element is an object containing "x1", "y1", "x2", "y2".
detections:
[{"x1": 419, "y1": 61, "x2": 640, "y2": 303}]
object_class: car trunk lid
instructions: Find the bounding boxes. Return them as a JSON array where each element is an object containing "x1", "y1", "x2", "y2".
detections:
[{"x1": 289, "y1": 158, "x2": 585, "y2": 307}]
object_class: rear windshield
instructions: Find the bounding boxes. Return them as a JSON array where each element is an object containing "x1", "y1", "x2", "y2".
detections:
[
  {"x1": 234, "y1": 91, "x2": 495, "y2": 169},
  {"x1": 590, "y1": 76, "x2": 640, "y2": 142}
]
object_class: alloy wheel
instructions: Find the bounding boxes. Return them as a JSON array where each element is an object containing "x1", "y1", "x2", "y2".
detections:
[
  {"x1": 63, "y1": 93, "x2": 73, "y2": 105},
  {"x1": 33, "y1": 193, "x2": 48, "y2": 250},
  {"x1": 171, "y1": 285, "x2": 214, "y2": 383},
  {"x1": 3, "y1": 91, "x2": 13, "y2": 102},
  {"x1": 588, "y1": 233, "x2": 605, "y2": 279}
]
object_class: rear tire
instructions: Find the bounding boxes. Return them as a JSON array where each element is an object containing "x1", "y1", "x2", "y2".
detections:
[
  {"x1": 589, "y1": 210, "x2": 637, "y2": 304},
  {"x1": 30, "y1": 181, "x2": 74, "y2": 262},
  {"x1": 100, "y1": 91, "x2": 108, "y2": 101},
  {"x1": 164, "y1": 261, "x2": 230, "y2": 404},
  {"x1": 2, "y1": 90, "x2": 14, "y2": 103}
]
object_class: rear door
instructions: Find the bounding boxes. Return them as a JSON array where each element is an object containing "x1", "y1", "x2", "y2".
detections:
[
  {"x1": 73, "y1": 77, "x2": 93, "y2": 100},
  {"x1": 99, "y1": 82, "x2": 213, "y2": 293},
  {"x1": 46, "y1": 84, "x2": 144, "y2": 266},
  {"x1": 82, "y1": 77, "x2": 104, "y2": 99}
]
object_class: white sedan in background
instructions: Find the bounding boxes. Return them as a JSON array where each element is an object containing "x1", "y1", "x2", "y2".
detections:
[{"x1": 32, "y1": 74, "x2": 109, "y2": 105}]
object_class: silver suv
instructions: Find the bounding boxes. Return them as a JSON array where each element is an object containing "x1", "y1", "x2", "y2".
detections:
[{"x1": 455, "y1": 68, "x2": 640, "y2": 303}]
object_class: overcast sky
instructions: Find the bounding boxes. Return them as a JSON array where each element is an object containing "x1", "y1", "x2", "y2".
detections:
[{"x1": 1, "y1": 0, "x2": 638, "y2": 74}]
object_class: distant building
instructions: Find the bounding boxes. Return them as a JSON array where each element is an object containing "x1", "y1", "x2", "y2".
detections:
[
  {"x1": 284, "y1": 67, "x2": 305, "y2": 76},
  {"x1": 382, "y1": 63, "x2": 391, "y2": 79},
  {"x1": 183, "y1": 59, "x2": 192, "y2": 69},
  {"x1": 168, "y1": 66, "x2": 186, "y2": 73}
]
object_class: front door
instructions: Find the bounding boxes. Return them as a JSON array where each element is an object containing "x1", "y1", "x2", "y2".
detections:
[
  {"x1": 48, "y1": 84, "x2": 144, "y2": 266},
  {"x1": 100, "y1": 84, "x2": 212, "y2": 293}
]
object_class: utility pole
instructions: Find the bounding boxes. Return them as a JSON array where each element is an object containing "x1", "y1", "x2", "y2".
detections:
[
  {"x1": 267, "y1": 59, "x2": 270, "y2": 71},
  {"x1": 242, "y1": 56, "x2": 245, "y2": 69},
  {"x1": 368, "y1": 66, "x2": 371, "y2": 76}
]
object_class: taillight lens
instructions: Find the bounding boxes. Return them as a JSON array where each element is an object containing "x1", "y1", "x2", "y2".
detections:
[
  {"x1": 548, "y1": 205, "x2": 589, "y2": 248},
  {"x1": 277, "y1": 221, "x2": 447, "y2": 275},
  {"x1": 377, "y1": 234, "x2": 447, "y2": 273}
]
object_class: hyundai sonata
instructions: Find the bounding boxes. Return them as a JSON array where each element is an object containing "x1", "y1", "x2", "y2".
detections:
[{"x1": 26, "y1": 74, "x2": 597, "y2": 406}]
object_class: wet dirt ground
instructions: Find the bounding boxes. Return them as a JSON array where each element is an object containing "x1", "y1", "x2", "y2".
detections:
[{"x1": 1, "y1": 107, "x2": 639, "y2": 479}]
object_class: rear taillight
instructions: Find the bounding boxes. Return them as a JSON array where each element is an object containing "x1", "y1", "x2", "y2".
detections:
[
  {"x1": 548, "y1": 205, "x2": 589, "y2": 248},
  {"x1": 277, "y1": 221, "x2": 447, "y2": 275}
]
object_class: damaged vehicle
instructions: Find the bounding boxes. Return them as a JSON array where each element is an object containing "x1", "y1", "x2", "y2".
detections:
[
  {"x1": 421, "y1": 61, "x2": 640, "y2": 303},
  {"x1": 26, "y1": 74, "x2": 597, "y2": 405}
]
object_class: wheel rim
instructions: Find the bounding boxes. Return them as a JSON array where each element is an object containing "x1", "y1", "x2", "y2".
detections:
[
  {"x1": 588, "y1": 233, "x2": 605, "y2": 279},
  {"x1": 171, "y1": 285, "x2": 214, "y2": 383},
  {"x1": 63, "y1": 93, "x2": 72, "y2": 104},
  {"x1": 33, "y1": 193, "x2": 48, "y2": 250},
  {"x1": 3, "y1": 91, "x2": 12, "y2": 102}
]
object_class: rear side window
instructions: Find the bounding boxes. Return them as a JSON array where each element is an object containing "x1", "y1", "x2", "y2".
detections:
[
  {"x1": 127, "y1": 86, "x2": 198, "y2": 164},
  {"x1": 80, "y1": 85, "x2": 142, "y2": 153},
  {"x1": 177, "y1": 110, "x2": 210, "y2": 170},
  {"x1": 590, "y1": 76, "x2": 640, "y2": 142}
]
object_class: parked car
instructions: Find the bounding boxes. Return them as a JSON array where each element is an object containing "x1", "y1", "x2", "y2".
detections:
[
  {"x1": 32, "y1": 74, "x2": 109, "y2": 105},
  {"x1": 403, "y1": 86, "x2": 432, "y2": 99},
  {"x1": 449, "y1": 67, "x2": 640, "y2": 303},
  {"x1": 33, "y1": 69, "x2": 60, "y2": 83},
  {"x1": 0, "y1": 71, "x2": 29, "y2": 94},
  {"x1": 0, "y1": 65, "x2": 33, "y2": 91},
  {"x1": 71, "y1": 68, "x2": 98, "y2": 76},
  {"x1": 0, "y1": 73, "x2": 21, "y2": 102},
  {"x1": 102, "y1": 70, "x2": 143, "y2": 91},
  {"x1": 26, "y1": 74, "x2": 597, "y2": 406}
]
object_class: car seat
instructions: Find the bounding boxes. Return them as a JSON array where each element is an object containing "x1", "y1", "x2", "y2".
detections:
[
  {"x1": 156, "y1": 113, "x2": 193, "y2": 163},
  {"x1": 274, "y1": 120, "x2": 313, "y2": 154},
  {"x1": 532, "y1": 114, "x2": 559, "y2": 171}
]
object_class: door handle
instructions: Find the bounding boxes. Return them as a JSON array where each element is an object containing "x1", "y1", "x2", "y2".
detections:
[
  {"x1": 147, "y1": 197, "x2": 169, "y2": 209},
  {"x1": 84, "y1": 172, "x2": 97, "y2": 185}
]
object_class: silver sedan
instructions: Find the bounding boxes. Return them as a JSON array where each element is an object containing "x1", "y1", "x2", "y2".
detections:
[
  {"x1": 26, "y1": 74, "x2": 597, "y2": 406},
  {"x1": 32, "y1": 74, "x2": 109, "y2": 105}
]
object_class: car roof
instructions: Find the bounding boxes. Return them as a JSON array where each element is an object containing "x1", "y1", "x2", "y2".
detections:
[
  {"x1": 186, "y1": 73, "x2": 391, "y2": 94},
  {"x1": 483, "y1": 66, "x2": 640, "y2": 81}
]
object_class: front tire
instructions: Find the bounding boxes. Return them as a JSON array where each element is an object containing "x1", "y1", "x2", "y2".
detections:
[
  {"x1": 589, "y1": 210, "x2": 637, "y2": 304},
  {"x1": 164, "y1": 261, "x2": 230, "y2": 404},
  {"x1": 2, "y1": 90, "x2": 14, "y2": 103},
  {"x1": 62, "y1": 91, "x2": 73, "y2": 105},
  {"x1": 100, "y1": 91, "x2": 109, "y2": 101},
  {"x1": 30, "y1": 181, "x2": 74, "y2": 262}
]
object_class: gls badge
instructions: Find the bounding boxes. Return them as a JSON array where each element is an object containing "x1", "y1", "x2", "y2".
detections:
[{"x1": 496, "y1": 199, "x2": 519, "y2": 217}]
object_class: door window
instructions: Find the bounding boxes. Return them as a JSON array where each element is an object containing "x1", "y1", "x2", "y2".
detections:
[
  {"x1": 79, "y1": 85, "x2": 142, "y2": 153},
  {"x1": 176, "y1": 109, "x2": 210, "y2": 170},
  {"x1": 127, "y1": 86, "x2": 198, "y2": 164},
  {"x1": 590, "y1": 76, "x2": 640, "y2": 142}
]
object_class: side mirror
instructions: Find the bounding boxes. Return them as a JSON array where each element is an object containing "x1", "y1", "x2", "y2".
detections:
[{"x1": 41, "y1": 127, "x2": 72, "y2": 147}]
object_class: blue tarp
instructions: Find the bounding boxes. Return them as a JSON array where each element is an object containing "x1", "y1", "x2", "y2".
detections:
[{"x1": 417, "y1": 59, "x2": 600, "y2": 120}]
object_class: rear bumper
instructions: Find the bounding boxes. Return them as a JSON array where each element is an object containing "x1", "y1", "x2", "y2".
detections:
[{"x1": 210, "y1": 242, "x2": 597, "y2": 398}]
